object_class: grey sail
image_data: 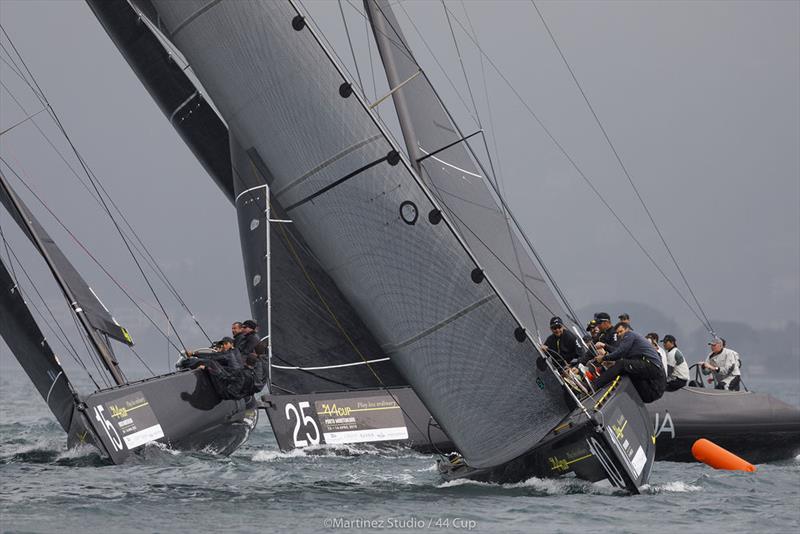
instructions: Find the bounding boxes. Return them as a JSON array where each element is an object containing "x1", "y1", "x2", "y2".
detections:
[
  {"x1": 230, "y1": 138, "x2": 406, "y2": 393},
  {"x1": 145, "y1": 0, "x2": 568, "y2": 468},
  {"x1": 0, "y1": 176, "x2": 132, "y2": 347},
  {"x1": 365, "y1": 0, "x2": 572, "y2": 339},
  {"x1": 86, "y1": 0, "x2": 407, "y2": 394},
  {"x1": 0, "y1": 257, "x2": 76, "y2": 431}
]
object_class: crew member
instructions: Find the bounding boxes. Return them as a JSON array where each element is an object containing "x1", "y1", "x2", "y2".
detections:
[
  {"x1": 237, "y1": 319, "x2": 260, "y2": 356},
  {"x1": 593, "y1": 312, "x2": 618, "y2": 352},
  {"x1": 204, "y1": 352, "x2": 270, "y2": 400},
  {"x1": 180, "y1": 337, "x2": 243, "y2": 370},
  {"x1": 541, "y1": 316, "x2": 585, "y2": 367},
  {"x1": 663, "y1": 334, "x2": 689, "y2": 391},
  {"x1": 586, "y1": 319, "x2": 600, "y2": 344},
  {"x1": 702, "y1": 337, "x2": 741, "y2": 390},
  {"x1": 231, "y1": 321, "x2": 244, "y2": 348},
  {"x1": 618, "y1": 313, "x2": 633, "y2": 330},
  {"x1": 645, "y1": 332, "x2": 669, "y2": 377},
  {"x1": 591, "y1": 322, "x2": 666, "y2": 403}
]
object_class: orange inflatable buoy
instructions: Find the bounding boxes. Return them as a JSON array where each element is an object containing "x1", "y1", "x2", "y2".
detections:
[{"x1": 691, "y1": 438, "x2": 757, "y2": 472}]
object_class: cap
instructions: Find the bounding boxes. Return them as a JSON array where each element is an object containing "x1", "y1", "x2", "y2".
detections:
[
  {"x1": 645, "y1": 332, "x2": 659, "y2": 342},
  {"x1": 618, "y1": 313, "x2": 630, "y2": 320},
  {"x1": 708, "y1": 337, "x2": 723, "y2": 346},
  {"x1": 549, "y1": 316, "x2": 563, "y2": 328},
  {"x1": 242, "y1": 320, "x2": 258, "y2": 330},
  {"x1": 217, "y1": 336, "x2": 235, "y2": 345},
  {"x1": 594, "y1": 312, "x2": 611, "y2": 322},
  {"x1": 585, "y1": 319, "x2": 597, "y2": 331},
  {"x1": 663, "y1": 334, "x2": 676, "y2": 344}
]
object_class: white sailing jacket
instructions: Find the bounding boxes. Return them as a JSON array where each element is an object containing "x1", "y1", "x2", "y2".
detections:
[
  {"x1": 666, "y1": 347, "x2": 689, "y2": 381},
  {"x1": 702, "y1": 347, "x2": 741, "y2": 388}
]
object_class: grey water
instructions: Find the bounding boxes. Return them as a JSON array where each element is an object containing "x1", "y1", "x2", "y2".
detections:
[{"x1": 1, "y1": 367, "x2": 798, "y2": 534}]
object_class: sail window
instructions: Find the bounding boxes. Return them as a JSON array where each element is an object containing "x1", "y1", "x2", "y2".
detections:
[
  {"x1": 399, "y1": 201, "x2": 418, "y2": 225},
  {"x1": 514, "y1": 326, "x2": 527, "y2": 343}
]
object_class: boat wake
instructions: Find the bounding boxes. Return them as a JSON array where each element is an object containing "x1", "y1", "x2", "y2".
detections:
[
  {"x1": 251, "y1": 444, "x2": 430, "y2": 462},
  {"x1": 436, "y1": 476, "x2": 626, "y2": 496},
  {"x1": 641, "y1": 480, "x2": 702, "y2": 494}
]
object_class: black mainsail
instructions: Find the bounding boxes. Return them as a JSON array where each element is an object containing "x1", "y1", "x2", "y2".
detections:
[{"x1": 0, "y1": 257, "x2": 77, "y2": 431}]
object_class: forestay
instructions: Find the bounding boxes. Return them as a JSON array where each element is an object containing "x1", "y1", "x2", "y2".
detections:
[{"x1": 147, "y1": 0, "x2": 568, "y2": 468}]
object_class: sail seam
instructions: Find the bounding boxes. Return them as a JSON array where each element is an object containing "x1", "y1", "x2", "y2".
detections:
[
  {"x1": 169, "y1": 0, "x2": 223, "y2": 40},
  {"x1": 382, "y1": 293, "x2": 497, "y2": 354},
  {"x1": 273, "y1": 134, "x2": 382, "y2": 199},
  {"x1": 284, "y1": 153, "x2": 390, "y2": 212}
]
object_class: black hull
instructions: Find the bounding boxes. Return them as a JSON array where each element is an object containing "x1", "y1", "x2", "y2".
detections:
[
  {"x1": 68, "y1": 369, "x2": 257, "y2": 464},
  {"x1": 264, "y1": 378, "x2": 654, "y2": 493},
  {"x1": 438, "y1": 376, "x2": 655, "y2": 493},
  {"x1": 263, "y1": 387, "x2": 452, "y2": 453},
  {"x1": 648, "y1": 387, "x2": 800, "y2": 463}
]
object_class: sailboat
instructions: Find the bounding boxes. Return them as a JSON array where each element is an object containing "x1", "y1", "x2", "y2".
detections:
[
  {"x1": 0, "y1": 61, "x2": 258, "y2": 464},
  {"x1": 86, "y1": 0, "x2": 657, "y2": 492}
]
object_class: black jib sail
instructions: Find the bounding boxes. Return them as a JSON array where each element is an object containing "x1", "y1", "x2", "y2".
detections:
[
  {"x1": 0, "y1": 256, "x2": 77, "y2": 431},
  {"x1": 139, "y1": 0, "x2": 569, "y2": 469},
  {"x1": 0, "y1": 174, "x2": 133, "y2": 350}
]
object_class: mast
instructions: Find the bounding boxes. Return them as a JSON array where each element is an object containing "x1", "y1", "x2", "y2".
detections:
[
  {"x1": 363, "y1": 0, "x2": 422, "y2": 171},
  {"x1": 0, "y1": 172, "x2": 126, "y2": 385}
]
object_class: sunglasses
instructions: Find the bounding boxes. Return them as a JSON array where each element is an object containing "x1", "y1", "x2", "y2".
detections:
[{"x1": 550, "y1": 325, "x2": 563, "y2": 330}]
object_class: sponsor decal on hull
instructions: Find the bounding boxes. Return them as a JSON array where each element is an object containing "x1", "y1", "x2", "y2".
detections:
[{"x1": 92, "y1": 391, "x2": 164, "y2": 453}]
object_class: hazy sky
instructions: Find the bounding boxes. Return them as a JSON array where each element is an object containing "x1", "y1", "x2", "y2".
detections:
[{"x1": 0, "y1": 1, "x2": 797, "y2": 377}]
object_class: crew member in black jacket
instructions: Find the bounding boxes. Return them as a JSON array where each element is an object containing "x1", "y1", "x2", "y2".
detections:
[
  {"x1": 593, "y1": 312, "x2": 619, "y2": 351},
  {"x1": 236, "y1": 319, "x2": 260, "y2": 356},
  {"x1": 541, "y1": 316, "x2": 585, "y2": 367},
  {"x1": 591, "y1": 322, "x2": 666, "y2": 403}
]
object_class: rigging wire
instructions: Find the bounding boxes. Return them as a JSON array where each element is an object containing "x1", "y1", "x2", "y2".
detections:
[
  {"x1": 530, "y1": 0, "x2": 715, "y2": 334},
  {"x1": 368, "y1": 0, "x2": 584, "y2": 328},
  {"x1": 0, "y1": 23, "x2": 199, "y2": 352},
  {"x1": 434, "y1": 4, "x2": 713, "y2": 330},
  {"x1": 337, "y1": 0, "x2": 365, "y2": 93},
  {"x1": 364, "y1": 5, "x2": 380, "y2": 117},
  {"x1": 0, "y1": 222, "x2": 102, "y2": 388},
  {"x1": 441, "y1": 1, "x2": 480, "y2": 129},
  {"x1": 439, "y1": 0, "x2": 544, "y2": 332},
  {"x1": 0, "y1": 75, "x2": 211, "y2": 343},
  {"x1": 460, "y1": 1, "x2": 506, "y2": 198},
  {"x1": 0, "y1": 158, "x2": 183, "y2": 354}
]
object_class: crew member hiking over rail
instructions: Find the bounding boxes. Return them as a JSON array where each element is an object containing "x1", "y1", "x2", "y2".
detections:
[{"x1": 591, "y1": 322, "x2": 666, "y2": 403}]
